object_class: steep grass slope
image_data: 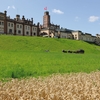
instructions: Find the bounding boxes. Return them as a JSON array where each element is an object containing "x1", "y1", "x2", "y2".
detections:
[
  {"x1": 0, "y1": 35, "x2": 100, "y2": 79},
  {"x1": 0, "y1": 35, "x2": 99, "y2": 53}
]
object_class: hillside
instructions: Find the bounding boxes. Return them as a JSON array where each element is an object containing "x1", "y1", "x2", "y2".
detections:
[
  {"x1": 0, "y1": 35, "x2": 100, "y2": 53},
  {"x1": 0, "y1": 35, "x2": 100, "y2": 79}
]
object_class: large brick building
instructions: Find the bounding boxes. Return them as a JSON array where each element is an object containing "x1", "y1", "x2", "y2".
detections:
[
  {"x1": 0, "y1": 11, "x2": 39, "y2": 36},
  {"x1": 0, "y1": 10, "x2": 100, "y2": 45}
]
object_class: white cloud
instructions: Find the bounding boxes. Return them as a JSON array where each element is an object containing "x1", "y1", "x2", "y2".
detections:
[
  {"x1": 7, "y1": 5, "x2": 16, "y2": 10},
  {"x1": 7, "y1": 6, "x2": 10, "y2": 9},
  {"x1": 12, "y1": 5, "x2": 15, "y2": 9},
  {"x1": 52, "y1": 9, "x2": 64, "y2": 14},
  {"x1": 89, "y1": 16, "x2": 99, "y2": 22},
  {"x1": 75, "y1": 16, "x2": 80, "y2": 21}
]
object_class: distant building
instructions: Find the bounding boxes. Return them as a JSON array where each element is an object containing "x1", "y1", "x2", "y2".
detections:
[
  {"x1": 39, "y1": 11, "x2": 60, "y2": 38},
  {"x1": 39, "y1": 11, "x2": 100, "y2": 45},
  {"x1": 0, "y1": 11, "x2": 39, "y2": 36},
  {"x1": 0, "y1": 10, "x2": 100, "y2": 45}
]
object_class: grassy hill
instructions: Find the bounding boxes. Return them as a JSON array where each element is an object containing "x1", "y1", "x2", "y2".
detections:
[
  {"x1": 0, "y1": 35, "x2": 100, "y2": 53},
  {"x1": 0, "y1": 35, "x2": 100, "y2": 79}
]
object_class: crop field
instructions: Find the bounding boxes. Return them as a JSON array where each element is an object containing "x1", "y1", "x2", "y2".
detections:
[
  {"x1": 0, "y1": 72, "x2": 100, "y2": 100},
  {"x1": 0, "y1": 35, "x2": 100, "y2": 99}
]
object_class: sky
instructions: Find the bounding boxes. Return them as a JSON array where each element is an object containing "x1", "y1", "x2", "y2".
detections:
[{"x1": 0, "y1": 0, "x2": 100, "y2": 36}]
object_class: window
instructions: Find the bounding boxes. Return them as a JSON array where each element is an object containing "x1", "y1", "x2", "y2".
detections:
[
  {"x1": 33, "y1": 28, "x2": 34, "y2": 30},
  {"x1": 75, "y1": 37, "x2": 77, "y2": 39},
  {"x1": 18, "y1": 30, "x2": 21, "y2": 34},
  {"x1": 11, "y1": 24, "x2": 13, "y2": 27},
  {"x1": 0, "y1": 22, "x2": 1, "y2": 25},
  {"x1": 20, "y1": 25, "x2": 22, "y2": 28},
  {"x1": 28, "y1": 26, "x2": 30, "y2": 30},
  {"x1": 17, "y1": 25, "x2": 19, "y2": 28},
  {"x1": 9, "y1": 29, "x2": 12, "y2": 33},
  {"x1": 26, "y1": 26, "x2": 27, "y2": 29},
  {"x1": 8, "y1": 23, "x2": 10, "y2": 27},
  {"x1": 75, "y1": 34, "x2": 77, "y2": 36},
  {"x1": 34, "y1": 28, "x2": 36, "y2": 31}
]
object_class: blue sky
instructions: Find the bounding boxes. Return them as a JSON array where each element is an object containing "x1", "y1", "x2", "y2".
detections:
[{"x1": 0, "y1": 0, "x2": 100, "y2": 35}]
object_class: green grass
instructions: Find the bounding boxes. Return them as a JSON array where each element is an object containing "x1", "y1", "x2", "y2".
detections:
[{"x1": 0, "y1": 35, "x2": 100, "y2": 79}]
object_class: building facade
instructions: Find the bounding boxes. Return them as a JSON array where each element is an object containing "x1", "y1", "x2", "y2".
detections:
[
  {"x1": 0, "y1": 11, "x2": 39, "y2": 36},
  {"x1": 39, "y1": 11, "x2": 100, "y2": 45},
  {"x1": 0, "y1": 10, "x2": 100, "y2": 45},
  {"x1": 39, "y1": 11, "x2": 60, "y2": 38}
]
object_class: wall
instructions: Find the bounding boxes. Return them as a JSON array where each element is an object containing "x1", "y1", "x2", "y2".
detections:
[
  {"x1": 81, "y1": 34, "x2": 96, "y2": 42},
  {"x1": 16, "y1": 23, "x2": 23, "y2": 35},
  {"x1": 95, "y1": 38, "x2": 100, "y2": 45},
  {"x1": 7, "y1": 22, "x2": 14, "y2": 34},
  {"x1": 72, "y1": 31, "x2": 82, "y2": 40},
  {"x1": 0, "y1": 20, "x2": 4, "y2": 33},
  {"x1": 32, "y1": 26, "x2": 37, "y2": 36},
  {"x1": 60, "y1": 32, "x2": 73, "y2": 39},
  {"x1": 24, "y1": 25, "x2": 30, "y2": 36}
]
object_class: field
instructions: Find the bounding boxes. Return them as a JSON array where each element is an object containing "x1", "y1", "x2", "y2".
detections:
[
  {"x1": 0, "y1": 35, "x2": 100, "y2": 99},
  {"x1": 0, "y1": 35, "x2": 100, "y2": 79},
  {"x1": 0, "y1": 72, "x2": 100, "y2": 100}
]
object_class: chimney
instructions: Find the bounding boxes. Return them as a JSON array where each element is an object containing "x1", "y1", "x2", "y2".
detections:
[
  {"x1": 4, "y1": 11, "x2": 7, "y2": 15},
  {"x1": 22, "y1": 15, "x2": 25, "y2": 21},
  {"x1": 16, "y1": 15, "x2": 20, "y2": 21},
  {"x1": 37, "y1": 22, "x2": 40, "y2": 26},
  {"x1": 31, "y1": 18, "x2": 33, "y2": 24}
]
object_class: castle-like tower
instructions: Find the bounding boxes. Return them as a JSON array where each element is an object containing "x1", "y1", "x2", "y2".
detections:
[{"x1": 43, "y1": 11, "x2": 50, "y2": 28}]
